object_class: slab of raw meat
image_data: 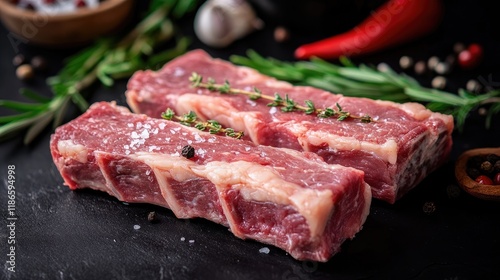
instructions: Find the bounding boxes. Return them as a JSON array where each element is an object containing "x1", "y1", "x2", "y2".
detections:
[
  {"x1": 50, "y1": 102, "x2": 371, "y2": 262},
  {"x1": 126, "y1": 50, "x2": 454, "y2": 203}
]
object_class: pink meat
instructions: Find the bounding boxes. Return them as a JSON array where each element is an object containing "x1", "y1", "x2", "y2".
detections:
[
  {"x1": 126, "y1": 50, "x2": 454, "y2": 203},
  {"x1": 50, "y1": 102, "x2": 371, "y2": 262}
]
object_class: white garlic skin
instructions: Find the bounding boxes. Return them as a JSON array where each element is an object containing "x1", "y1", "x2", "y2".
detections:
[{"x1": 194, "y1": 0, "x2": 263, "y2": 48}]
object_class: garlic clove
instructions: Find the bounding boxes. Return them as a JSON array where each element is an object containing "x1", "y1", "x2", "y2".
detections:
[{"x1": 194, "y1": 0, "x2": 263, "y2": 48}]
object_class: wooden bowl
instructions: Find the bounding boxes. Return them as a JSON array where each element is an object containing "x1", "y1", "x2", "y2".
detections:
[
  {"x1": 455, "y1": 147, "x2": 500, "y2": 201},
  {"x1": 0, "y1": 0, "x2": 133, "y2": 47}
]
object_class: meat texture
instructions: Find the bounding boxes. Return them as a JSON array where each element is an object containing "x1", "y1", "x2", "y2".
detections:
[
  {"x1": 126, "y1": 50, "x2": 454, "y2": 203},
  {"x1": 50, "y1": 102, "x2": 371, "y2": 262}
]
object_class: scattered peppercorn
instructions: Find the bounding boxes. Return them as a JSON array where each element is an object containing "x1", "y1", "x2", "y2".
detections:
[
  {"x1": 445, "y1": 54, "x2": 456, "y2": 67},
  {"x1": 427, "y1": 56, "x2": 440, "y2": 71},
  {"x1": 494, "y1": 161, "x2": 500, "y2": 172},
  {"x1": 467, "y1": 168, "x2": 481, "y2": 180},
  {"x1": 16, "y1": 64, "x2": 34, "y2": 81},
  {"x1": 31, "y1": 56, "x2": 48, "y2": 72},
  {"x1": 431, "y1": 76, "x2": 446, "y2": 89},
  {"x1": 422, "y1": 201, "x2": 436, "y2": 215},
  {"x1": 147, "y1": 211, "x2": 158, "y2": 223},
  {"x1": 181, "y1": 145, "x2": 195, "y2": 159},
  {"x1": 466, "y1": 79, "x2": 482, "y2": 93},
  {"x1": 494, "y1": 173, "x2": 500, "y2": 185},
  {"x1": 446, "y1": 184, "x2": 461, "y2": 199},
  {"x1": 274, "y1": 26, "x2": 290, "y2": 43},
  {"x1": 480, "y1": 161, "x2": 493, "y2": 173},
  {"x1": 414, "y1": 61, "x2": 426, "y2": 75},
  {"x1": 12, "y1": 54, "x2": 26, "y2": 67},
  {"x1": 376, "y1": 62, "x2": 390, "y2": 73},
  {"x1": 486, "y1": 154, "x2": 499, "y2": 163},
  {"x1": 453, "y1": 42, "x2": 466, "y2": 54},
  {"x1": 458, "y1": 43, "x2": 483, "y2": 69},
  {"x1": 478, "y1": 107, "x2": 488, "y2": 116},
  {"x1": 435, "y1": 62, "x2": 450, "y2": 75},
  {"x1": 399, "y1": 56, "x2": 413, "y2": 70}
]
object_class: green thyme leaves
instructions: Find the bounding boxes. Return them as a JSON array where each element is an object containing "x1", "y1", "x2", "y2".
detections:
[
  {"x1": 189, "y1": 72, "x2": 373, "y2": 123},
  {"x1": 161, "y1": 108, "x2": 244, "y2": 139}
]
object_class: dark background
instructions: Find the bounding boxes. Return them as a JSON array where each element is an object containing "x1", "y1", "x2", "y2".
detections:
[{"x1": 1, "y1": 0, "x2": 500, "y2": 279}]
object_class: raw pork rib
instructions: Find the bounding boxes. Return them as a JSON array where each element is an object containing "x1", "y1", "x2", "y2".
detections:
[
  {"x1": 126, "y1": 50, "x2": 454, "y2": 203},
  {"x1": 50, "y1": 102, "x2": 371, "y2": 262}
]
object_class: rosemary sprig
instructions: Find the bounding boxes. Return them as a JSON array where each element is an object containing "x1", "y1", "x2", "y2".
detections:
[
  {"x1": 0, "y1": 0, "x2": 199, "y2": 144},
  {"x1": 230, "y1": 50, "x2": 500, "y2": 131},
  {"x1": 161, "y1": 108, "x2": 244, "y2": 139},
  {"x1": 189, "y1": 72, "x2": 372, "y2": 123}
]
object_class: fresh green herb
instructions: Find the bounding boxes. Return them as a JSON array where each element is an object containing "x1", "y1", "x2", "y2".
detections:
[
  {"x1": 161, "y1": 108, "x2": 244, "y2": 139},
  {"x1": 230, "y1": 50, "x2": 500, "y2": 131},
  {"x1": 189, "y1": 72, "x2": 373, "y2": 123},
  {"x1": 0, "y1": 0, "x2": 198, "y2": 144}
]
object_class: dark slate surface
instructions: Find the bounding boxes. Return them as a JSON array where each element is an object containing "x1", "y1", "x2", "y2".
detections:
[{"x1": 1, "y1": 0, "x2": 500, "y2": 279}]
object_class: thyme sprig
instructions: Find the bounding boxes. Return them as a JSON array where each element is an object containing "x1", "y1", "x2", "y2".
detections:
[
  {"x1": 0, "y1": 0, "x2": 198, "y2": 144},
  {"x1": 230, "y1": 50, "x2": 500, "y2": 131},
  {"x1": 161, "y1": 108, "x2": 244, "y2": 139},
  {"x1": 189, "y1": 72, "x2": 373, "y2": 123}
]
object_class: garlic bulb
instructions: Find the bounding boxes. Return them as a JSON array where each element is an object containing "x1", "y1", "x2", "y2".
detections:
[{"x1": 194, "y1": 0, "x2": 264, "y2": 48}]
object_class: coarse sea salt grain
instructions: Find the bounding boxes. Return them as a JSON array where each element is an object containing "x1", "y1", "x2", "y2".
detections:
[
  {"x1": 189, "y1": 240, "x2": 195, "y2": 244},
  {"x1": 194, "y1": 134, "x2": 204, "y2": 143},
  {"x1": 159, "y1": 123, "x2": 166, "y2": 130},
  {"x1": 259, "y1": 247, "x2": 270, "y2": 254},
  {"x1": 197, "y1": 148, "x2": 206, "y2": 156},
  {"x1": 174, "y1": 67, "x2": 185, "y2": 77},
  {"x1": 246, "y1": 99, "x2": 257, "y2": 107},
  {"x1": 181, "y1": 237, "x2": 185, "y2": 241},
  {"x1": 133, "y1": 225, "x2": 141, "y2": 230},
  {"x1": 148, "y1": 146, "x2": 158, "y2": 152},
  {"x1": 141, "y1": 129, "x2": 150, "y2": 139}
]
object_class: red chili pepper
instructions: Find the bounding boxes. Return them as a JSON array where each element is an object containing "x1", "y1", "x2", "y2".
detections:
[{"x1": 295, "y1": 0, "x2": 444, "y2": 60}]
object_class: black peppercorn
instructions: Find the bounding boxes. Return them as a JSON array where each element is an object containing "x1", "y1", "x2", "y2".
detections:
[
  {"x1": 446, "y1": 184, "x2": 461, "y2": 199},
  {"x1": 486, "y1": 153, "x2": 500, "y2": 163},
  {"x1": 494, "y1": 160, "x2": 500, "y2": 173},
  {"x1": 466, "y1": 168, "x2": 481, "y2": 180},
  {"x1": 147, "y1": 211, "x2": 158, "y2": 223},
  {"x1": 422, "y1": 201, "x2": 436, "y2": 215},
  {"x1": 181, "y1": 145, "x2": 195, "y2": 159}
]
